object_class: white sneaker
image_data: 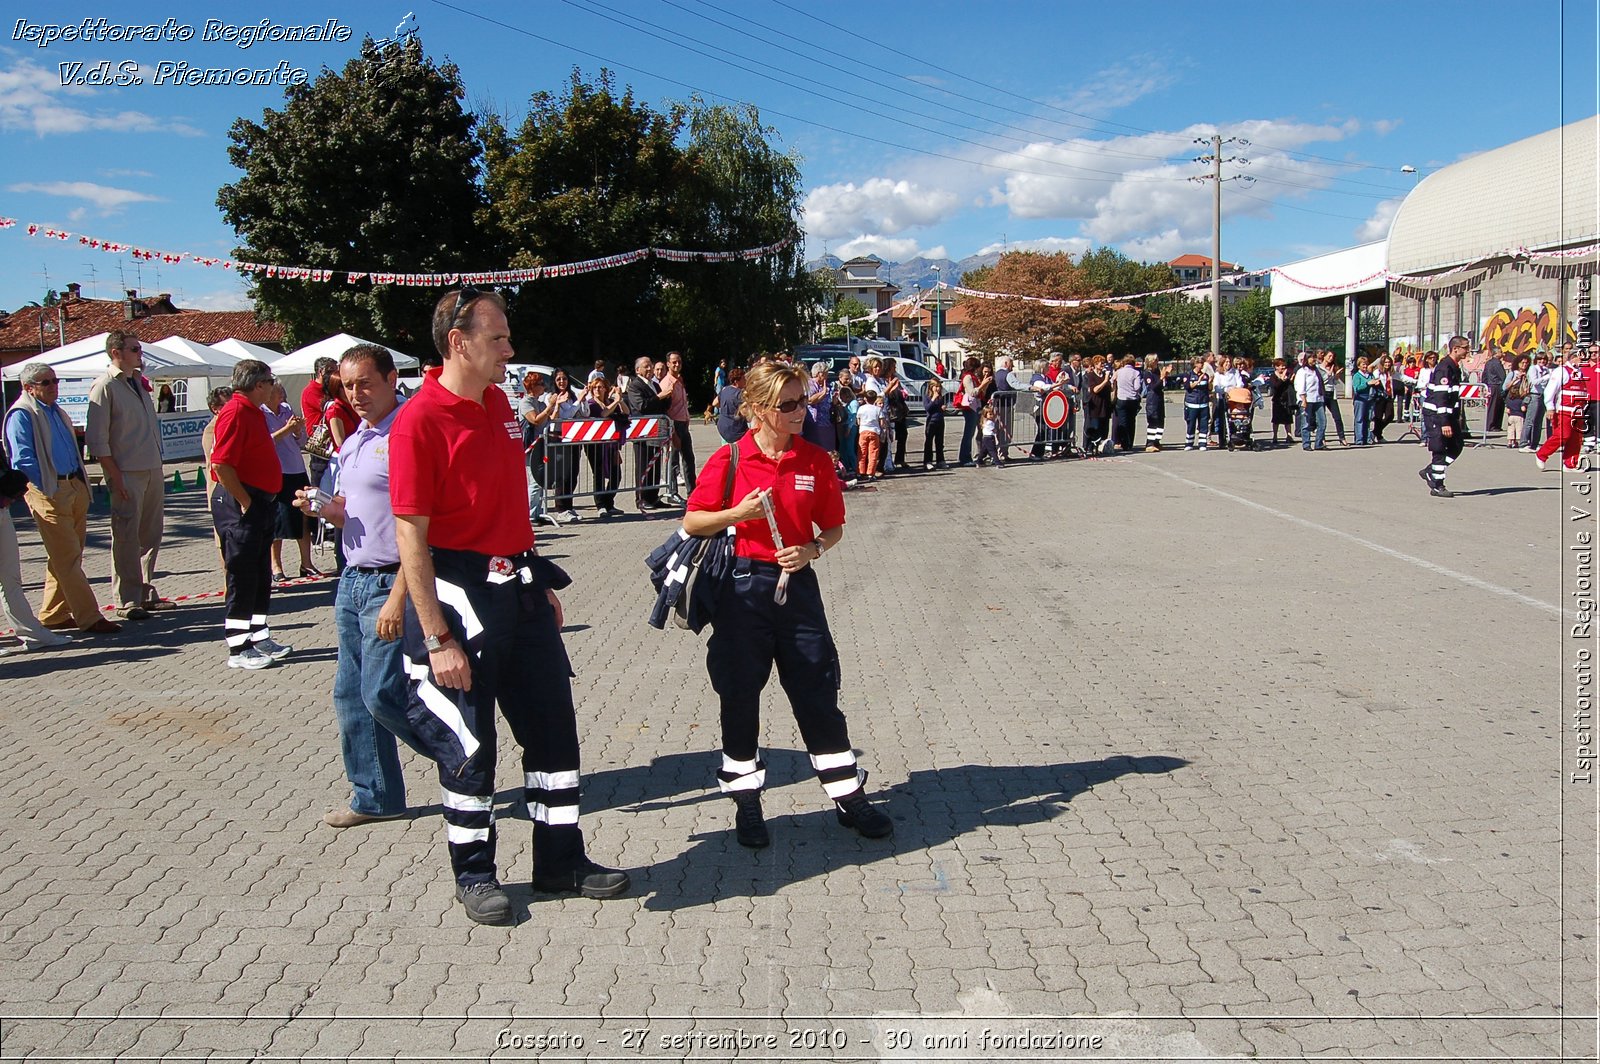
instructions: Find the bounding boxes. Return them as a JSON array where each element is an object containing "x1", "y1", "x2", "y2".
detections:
[
  {"x1": 1535, "y1": 456, "x2": 1549, "y2": 471},
  {"x1": 254, "y1": 638, "x2": 293, "y2": 661},
  {"x1": 228, "y1": 647, "x2": 274, "y2": 670},
  {"x1": 561, "y1": 509, "x2": 582, "y2": 523},
  {"x1": 29, "y1": 630, "x2": 73, "y2": 648},
  {"x1": 1519, "y1": 446, "x2": 1535, "y2": 453}
]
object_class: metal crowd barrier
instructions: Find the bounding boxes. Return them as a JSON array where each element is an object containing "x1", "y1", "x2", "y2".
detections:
[
  {"x1": 989, "y1": 389, "x2": 1078, "y2": 460},
  {"x1": 533, "y1": 415, "x2": 674, "y2": 515}
]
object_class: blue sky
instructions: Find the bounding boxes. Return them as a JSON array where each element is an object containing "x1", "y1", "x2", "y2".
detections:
[{"x1": 1, "y1": 0, "x2": 1595, "y2": 315}]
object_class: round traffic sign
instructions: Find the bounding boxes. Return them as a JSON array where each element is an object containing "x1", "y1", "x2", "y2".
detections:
[{"x1": 1041, "y1": 390, "x2": 1069, "y2": 429}]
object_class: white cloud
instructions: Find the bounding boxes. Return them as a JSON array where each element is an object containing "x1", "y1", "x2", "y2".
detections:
[
  {"x1": 101, "y1": 168, "x2": 155, "y2": 179},
  {"x1": 179, "y1": 287, "x2": 254, "y2": 311},
  {"x1": 834, "y1": 235, "x2": 925, "y2": 261},
  {"x1": 975, "y1": 236, "x2": 1091, "y2": 257},
  {"x1": 1118, "y1": 230, "x2": 1190, "y2": 263},
  {"x1": 0, "y1": 57, "x2": 202, "y2": 137},
  {"x1": 1372, "y1": 118, "x2": 1402, "y2": 136},
  {"x1": 1355, "y1": 196, "x2": 1403, "y2": 242},
  {"x1": 803, "y1": 178, "x2": 962, "y2": 240},
  {"x1": 7, "y1": 180, "x2": 163, "y2": 211},
  {"x1": 1057, "y1": 55, "x2": 1180, "y2": 116},
  {"x1": 982, "y1": 120, "x2": 1358, "y2": 260}
]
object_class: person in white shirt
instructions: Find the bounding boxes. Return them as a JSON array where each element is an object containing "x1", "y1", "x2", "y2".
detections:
[
  {"x1": 1210, "y1": 356, "x2": 1242, "y2": 447},
  {"x1": 1111, "y1": 356, "x2": 1143, "y2": 451},
  {"x1": 854, "y1": 392, "x2": 884, "y2": 479},
  {"x1": 1293, "y1": 354, "x2": 1328, "y2": 450},
  {"x1": 1522, "y1": 348, "x2": 1556, "y2": 450}
]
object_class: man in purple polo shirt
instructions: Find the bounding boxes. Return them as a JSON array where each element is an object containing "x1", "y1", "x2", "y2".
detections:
[{"x1": 297, "y1": 344, "x2": 423, "y2": 828}]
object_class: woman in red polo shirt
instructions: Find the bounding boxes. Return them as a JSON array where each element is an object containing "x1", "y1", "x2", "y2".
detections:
[{"x1": 683, "y1": 360, "x2": 892, "y2": 850}]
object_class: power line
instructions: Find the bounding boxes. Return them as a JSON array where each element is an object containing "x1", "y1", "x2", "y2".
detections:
[
  {"x1": 764, "y1": 0, "x2": 1157, "y2": 139},
  {"x1": 551, "y1": 0, "x2": 1194, "y2": 184},
  {"x1": 677, "y1": 0, "x2": 1180, "y2": 157},
  {"x1": 432, "y1": 0, "x2": 1184, "y2": 188}
]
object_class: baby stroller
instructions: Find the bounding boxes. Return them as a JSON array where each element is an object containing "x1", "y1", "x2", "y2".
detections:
[{"x1": 1225, "y1": 386, "x2": 1256, "y2": 451}]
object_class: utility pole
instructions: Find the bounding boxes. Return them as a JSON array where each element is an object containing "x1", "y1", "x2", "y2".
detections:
[{"x1": 1191, "y1": 134, "x2": 1253, "y2": 359}]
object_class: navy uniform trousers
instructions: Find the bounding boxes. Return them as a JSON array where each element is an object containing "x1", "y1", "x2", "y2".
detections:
[
  {"x1": 1423, "y1": 416, "x2": 1464, "y2": 486},
  {"x1": 212, "y1": 484, "x2": 276, "y2": 651},
  {"x1": 401, "y1": 548, "x2": 584, "y2": 886},
  {"x1": 707, "y1": 559, "x2": 864, "y2": 800}
]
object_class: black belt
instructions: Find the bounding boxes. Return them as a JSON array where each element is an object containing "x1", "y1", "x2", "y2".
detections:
[
  {"x1": 66, "y1": 470, "x2": 85, "y2": 482},
  {"x1": 350, "y1": 563, "x2": 401, "y2": 574}
]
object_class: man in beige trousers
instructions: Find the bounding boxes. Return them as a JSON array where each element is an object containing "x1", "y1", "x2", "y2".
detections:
[
  {"x1": 86, "y1": 331, "x2": 165, "y2": 619},
  {"x1": 3, "y1": 363, "x2": 120, "y2": 635}
]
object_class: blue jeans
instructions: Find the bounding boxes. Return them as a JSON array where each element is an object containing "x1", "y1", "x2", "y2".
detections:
[
  {"x1": 1353, "y1": 395, "x2": 1373, "y2": 444},
  {"x1": 958, "y1": 408, "x2": 979, "y2": 464},
  {"x1": 1300, "y1": 403, "x2": 1327, "y2": 449},
  {"x1": 333, "y1": 567, "x2": 420, "y2": 816}
]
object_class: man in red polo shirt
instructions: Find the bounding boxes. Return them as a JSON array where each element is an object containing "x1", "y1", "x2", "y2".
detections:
[
  {"x1": 389, "y1": 288, "x2": 629, "y2": 926},
  {"x1": 210, "y1": 359, "x2": 290, "y2": 670}
]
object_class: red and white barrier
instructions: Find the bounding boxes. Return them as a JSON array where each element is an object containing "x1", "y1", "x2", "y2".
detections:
[{"x1": 558, "y1": 417, "x2": 667, "y2": 442}]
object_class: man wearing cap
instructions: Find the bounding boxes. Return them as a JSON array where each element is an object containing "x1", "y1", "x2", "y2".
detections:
[
  {"x1": 3, "y1": 362, "x2": 120, "y2": 634},
  {"x1": 390, "y1": 287, "x2": 628, "y2": 925},
  {"x1": 86, "y1": 330, "x2": 165, "y2": 619}
]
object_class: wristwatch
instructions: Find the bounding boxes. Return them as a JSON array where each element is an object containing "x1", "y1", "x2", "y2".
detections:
[
  {"x1": 423, "y1": 630, "x2": 455, "y2": 652},
  {"x1": 811, "y1": 537, "x2": 826, "y2": 558}
]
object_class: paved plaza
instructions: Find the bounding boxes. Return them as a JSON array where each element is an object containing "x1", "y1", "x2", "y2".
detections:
[{"x1": 0, "y1": 423, "x2": 1594, "y2": 1062}]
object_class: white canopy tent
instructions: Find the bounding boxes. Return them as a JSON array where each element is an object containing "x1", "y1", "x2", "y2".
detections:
[
  {"x1": 273, "y1": 333, "x2": 419, "y2": 374},
  {"x1": 153, "y1": 335, "x2": 246, "y2": 375},
  {"x1": 28, "y1": 332, "x2": 196, "y2": 380},
  {"x1": 212, "y1": 338, "x2": 284, "y2": 363}
]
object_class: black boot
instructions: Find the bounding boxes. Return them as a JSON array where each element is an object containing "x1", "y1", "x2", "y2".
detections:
[
  {"x1": 731, "y1": 791, "x2": 770, "y2": 848},
  {"x1": 835, "y1": 789, "x2": 893, "y2": 839}
]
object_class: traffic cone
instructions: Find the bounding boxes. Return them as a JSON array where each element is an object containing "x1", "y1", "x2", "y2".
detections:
[
  {"x1": 193, "y1": 468, "x2": 205, "y2": 490},
  {"x1": 172, "y1": 470, "x2": 184, "y2": 492}
]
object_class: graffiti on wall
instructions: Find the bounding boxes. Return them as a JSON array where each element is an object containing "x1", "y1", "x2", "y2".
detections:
[{"x1": 1481, "y1": 302, "x2": 1576, "y2": 355}]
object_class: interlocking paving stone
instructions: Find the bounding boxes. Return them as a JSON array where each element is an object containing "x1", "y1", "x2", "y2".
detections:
[{"x1": 0, "y1": 430, "x2": 1592, "y2": 1061}]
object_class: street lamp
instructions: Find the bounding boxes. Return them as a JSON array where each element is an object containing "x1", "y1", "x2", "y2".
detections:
[{"x1": 930, "y1": 265, "x2": 942, "y2": 370}]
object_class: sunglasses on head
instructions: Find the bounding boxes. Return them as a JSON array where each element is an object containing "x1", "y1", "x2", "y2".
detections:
[{"x1": 449, "y1": 286, "x2": 482, "y2": 328}]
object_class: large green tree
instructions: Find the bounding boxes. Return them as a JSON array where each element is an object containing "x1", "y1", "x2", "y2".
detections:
[
  {"x1": 217, "y1": 36, "x2": 491, "y2": 352},
  {"x1": 481, "y1": 69, "x2": 683, "y2": 363},
  {"x1": 659, "y1": 101, "x2": 822, "y2": 370},
  {"x1": 482, "y1": 72, "x2": 817, "y2": 379}
]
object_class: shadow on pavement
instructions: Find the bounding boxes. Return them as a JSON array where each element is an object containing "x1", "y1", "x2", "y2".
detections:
[{"x1": 455, "y1": 749, "x2": 1188, "y2": 911}]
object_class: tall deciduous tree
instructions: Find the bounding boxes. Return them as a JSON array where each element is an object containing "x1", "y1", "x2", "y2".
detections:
[
  {"x1": 959, "y1": 252, "x2": 1105, "y2": 361},
  {"x1": 218, "y1": 37, "x2": 490, "y2": 352},
  {"x1": 821, "y1": 297, "x2": 869, "y2": 340},
  {"x1": 659, "y1": 101, "x2": 822, "y2": 372},
  {"x1": 482, "y1": 72, "x2": 818, "y2": 379},
  {"x1": 482, "y1": 69, "x2": 683, "y2": 363}
]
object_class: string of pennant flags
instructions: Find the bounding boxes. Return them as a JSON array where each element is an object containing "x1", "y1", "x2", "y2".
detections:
[
  {"x1": 5, "y1": 213, "x2": 1595, "y2": 305},
  {"x1": 0, "y1": 216, "x2": 793, "y2": 286}
]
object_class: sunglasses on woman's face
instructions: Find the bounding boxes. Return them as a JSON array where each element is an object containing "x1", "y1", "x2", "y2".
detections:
[{"x1": 768, "y1": 398, "x2": 804, "y2": 414}]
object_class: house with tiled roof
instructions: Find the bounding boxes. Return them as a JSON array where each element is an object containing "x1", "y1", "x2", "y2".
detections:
[
  {"x1": 1167, "y1": 255, "x2": 1270, "y2": 306},
  {"x1": 0, "y1": 283, "x2": 285, "y2": 371}
]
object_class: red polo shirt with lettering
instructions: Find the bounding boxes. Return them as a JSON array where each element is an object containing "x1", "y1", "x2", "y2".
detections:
[
  {"x1": 210, "y1": 391, "x2": 282, "y2": 494},
  {"x1": 389, "y1": 367, "x2": 533, "y2": 556},
  {"x1": 687, "y1": 431, "x2": 845, "y2": 564}
]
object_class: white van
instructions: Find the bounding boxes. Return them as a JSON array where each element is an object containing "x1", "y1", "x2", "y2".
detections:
[{"x1": 808, "y1": 353, "x2": 955, "y2": 418}]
